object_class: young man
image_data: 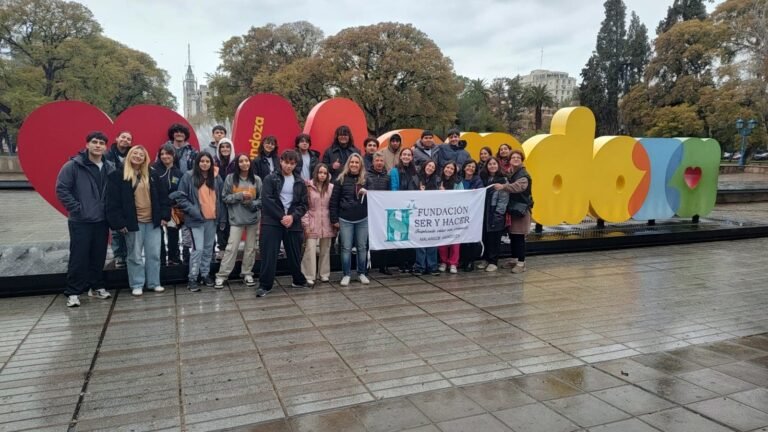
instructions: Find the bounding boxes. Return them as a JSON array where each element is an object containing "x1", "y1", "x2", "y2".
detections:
[
  {"x1": 257, "y1": 150, "x2": 309, "y2": 297},
  {"x1": 294, "y1": 133, "x2": 320, "y2": 181},
  {"x1": 203, "y1": 125, "x2": 227, "y2": 156},
  {"x1": 55, "y1": 131, "x2": 115, "y2": 307},
  {"x1": 382, "y1": 134, "x2": 402, "y2": 172},
  {"x1": 165, "y1": 123, "x2": 198, "y2": 263},
  {"x1": 104, "y1": 131, "x2": 133, "y2": 268},
  {"x1": 436, "y1": 128, "x2": 470, "y2": 171},
  {"x1": 412, "y1": 130, "x2": 437, "y2": 169}
]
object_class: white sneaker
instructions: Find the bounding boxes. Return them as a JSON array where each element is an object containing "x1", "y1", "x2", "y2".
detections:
[
  {"x1": 502, "y1": 259, "x2": 519, "y2": 269},
  {"x1": 359, "y1": 274, "x2": 370, "y2": 285},
  {"x1": 449, "y1": 265, "x2": 458, "y2": 274},
  {"x1": 320, "y1": 277, "x2": 330, "y2": 283},
  {"x1": 131, "y1": 288, "x2": 143, "y2": 296},
  {"x1": 88, "y1": 288, "x2": 111, "y2": 299},
  {"x1": 306, "y1": 279, "x2": 315, "y2": 287},
  {"x1": 511, "y1": 263, "x2": 527, "y2": 273},
  {"x1": 476, "y1": 260, "x2": 488, "y2": 270},
  {"x1": 66, "y1": 295, "x2": 80, "y2": 307},
  {"x1": 485, "y1": 264, "x2": 498, "y2": 272},
  {"x1": 214, "y1": 278, "x2": 225, "y2": 289},
  {"x1": 244, "y1": 275, "x2": 256, "y2": 287},
  {"x1": 438, "y1": 263, "x2": 447, "y2": 272},
  {"x1": 152, "y1": 286, "x2": 165, "y2": 293},
  {"x1": 340, "y1": 276, "x2": 350, "y2": 286}
]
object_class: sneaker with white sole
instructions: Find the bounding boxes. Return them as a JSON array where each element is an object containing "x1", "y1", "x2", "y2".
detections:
[
  {"x1": 511, "y1": 263, "x2": 526, "y2": 273},
  {"x1": 340, "y1": 276, "x2": 351, "y2": 286},
  {"x1": 306, "y1": 280, "x2": 315, "y2": 287},
  {"x1": 152, "y1": 286, "x2": 165, "y2": 293},
  {"x1": 244, "y1": 275, "x2": 256, "y2": 287},
  {"x1": 438, "y1": 263, "x2": 447, "y2": 272},
  {"x1": 88, "y1": 288, "x2": 111, "y2": 299},
  {"x1": 449, "y1": 265, "x2": 458, "y2": 274},
  {"x1": 131, "y1": 288, "x2": 143, "y2": 296},
  {"x1": 502, "y1": 259, "x2": 519, "y2": 269},
  {"x1": 485, "y1": 263, "x2": 498, "y2": 272},
  {"x1": 214, "y1": 278, "x2": 225, "y2": 289},
  {"x1": 359, "y1": 274, "x2": 370, "y2": 284},
  {"x1": 66, "y1": 295, "x2": 80, "y2": 307},
  {"x1": 476, "y1": 260, "x2": 488, "y2": 270}
]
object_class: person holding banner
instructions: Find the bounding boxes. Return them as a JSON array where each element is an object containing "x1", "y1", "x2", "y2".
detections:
[
  {"x1": 413, "y1": 160, "x2": 441, "y2": 276},
  {"x1": 300, "y1": 163, "x2": 335, "y2": 286},
  {"x1": 366, "y1": 152, "x2": 393, "y2": 275},
  {"x1": 437, "y1": 161, "x2": 464, "y2": 274},
  {"x1": 498, "y1": 150, "x2": 532, "y2": 273},
  {"x1": 477, "y1": 157, "x2": 509, "y2": 272},
  {"x1": 389, "y1": 147, "x2": 418, "y2": 272},
  {"x1": 329, "y1": 153, "x2": 369, "y2": 286},
  {"x1": 459, "y1": 159, "x2": 484, "y2": 272}
]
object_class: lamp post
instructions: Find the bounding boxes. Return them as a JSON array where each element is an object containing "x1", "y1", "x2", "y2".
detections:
[{"x1": 736, "y1": 118, "x2": 758, "y2": 168}]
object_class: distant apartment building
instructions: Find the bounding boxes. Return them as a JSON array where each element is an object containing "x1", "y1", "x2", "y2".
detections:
[{"x1": 520, "y1": 69, "x2": 577, "y2": 105}]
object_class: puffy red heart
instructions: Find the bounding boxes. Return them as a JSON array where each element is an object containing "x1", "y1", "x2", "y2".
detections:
[
  {"x1": 18, "y1": 101, "x2": 198, "y2": 216},
  {"x1": 304, "y1": 98, "x2": 369, "y2": 156},
  {"x1": 684, "y1": 166, "x2": 702, "y2": 189},
  {"x1": 231, "y1": 94, "x2": 301, "y2": 160}
]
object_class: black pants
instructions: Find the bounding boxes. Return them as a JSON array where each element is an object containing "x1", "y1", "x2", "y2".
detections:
[
  {"x1": 217, "y1": 224, "x2": 230, "y2": 254},
  {"x1": 482, "y1": 230, "x2": 504, "y2": 265},
  {"x1": 161, "y1": 226, "x2": 180, "y2": 264},
  {"x1": 459, "y1": 243, "x2": 481, "y2": 266},
  {"x1": 371, "y1": 249, "x2": 394, "y2": 269},
  {"x1": 396, "y1": 248, "x2": 415, "y2": 271},
  {"x1": 259, "y1": 224, "x2": 306, "y2": 291},
  {"x1": 65, "y1": 220, "x2": 109, "y2": 296},
  {"x1": 510, "y1": 234, "x2": 526, "y2": 262}
]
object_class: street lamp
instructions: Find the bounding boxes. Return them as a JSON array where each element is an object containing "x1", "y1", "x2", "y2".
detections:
[{"x1": 736, "y1": 118, "x2": 758, "y2": 167}]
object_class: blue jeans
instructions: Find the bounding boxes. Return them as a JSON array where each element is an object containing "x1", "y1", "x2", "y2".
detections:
[
  {"x1": 414, "y1": 247, "x2": 438, "y2": 273},
  {"x1": 111, "y1": 229, "x2": 127, "y2": 260},
  {"x1": 339, "y1": 218, "x2": 368, "y2": 276},
  {"x1": 125, "y1": 223, "x2": 162, "y2": 289},
  {"x1": 189, "y1": 220, "x2": 216, "y2": 282}
]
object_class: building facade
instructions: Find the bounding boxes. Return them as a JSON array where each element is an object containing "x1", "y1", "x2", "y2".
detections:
[
  {"x1": 520, "y1": 69, "x2": 577, "y2": 105},
  {"x1": 183, "y1": 47, "x2": 208, "y2": 120}
]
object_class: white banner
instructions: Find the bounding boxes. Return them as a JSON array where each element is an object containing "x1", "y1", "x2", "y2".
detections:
[{"x1": 367, "y1": 189, "x2": 487, "y2": 250}]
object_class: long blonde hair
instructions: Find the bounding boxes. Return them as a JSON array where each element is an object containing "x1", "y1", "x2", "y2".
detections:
[
  {"x1": 336, "y1": 153, "x2": 366, "y2": 186},
  {"x1": 123, "y1": 145, "x2": 149, "y2": 188}
]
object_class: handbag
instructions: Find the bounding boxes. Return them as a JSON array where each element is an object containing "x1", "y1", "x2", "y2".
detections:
[
  {"x1": 171, "y1": 207, "x2": 185, "y2": 227},
  {"x1": 508, "y1": 201, "x2": 529, "y2": 218}
]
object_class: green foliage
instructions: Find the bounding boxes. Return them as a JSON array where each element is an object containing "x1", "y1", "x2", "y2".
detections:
[
  {"x1": 646, "y1": 104, "x2": 705, "y2": 137},
  {"x1": 488, "y1": 77, "x2": 525, "y2": 134},
  {"x1": 456, "y1": 77, "x2": 503, "y2": 132},
  {"x1": 523, "y1": 84, "x2": 555, "y2": 131},
  {"x1": 657, "y1": 0, "x2": 711, "y2": 34}
]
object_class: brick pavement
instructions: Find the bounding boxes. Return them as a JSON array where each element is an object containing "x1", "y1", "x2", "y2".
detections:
[{"x1": 1, "y1": 238, "x2": 768, "y2": 431}]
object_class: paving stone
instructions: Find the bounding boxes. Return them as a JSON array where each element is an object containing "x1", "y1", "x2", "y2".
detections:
[
  {"x1": 678, "y1": 368, "x2": 757, "y2": 395},
  {"x1": 640, "y1": 407, "x2": 734, "y2": 432},
  {"x1": 688, "y1": 397, "x2": 768, "y2": 431},
  {"x1": 729, "y1": 388, "x2": 768, "y2": 413},
  {"x1": 586, "y1": 418, "x2": 661, "y2": 432},
  {"x1": 592, "y1": 385, "x2": 676, "y2": 415},
  {"x1": 459, "y1": 379, "x2": 537, "y2": 411},
  {"x1": 407, "y1": 387, "x2": 484, "y2": 423},
  {"x1": 549, "y1": 366, "x2": 626, "y2": 392},
  {"x1": 494, "y1": 403, "x2": 579, "y2": 432},
  {"x1": 512, "y1": 374, "x2": 583, "y2": 400},
  {"x1": 635, "y1": 376, "x2": 719, "y2": 404},
  {"x1": 544, "y1": 394, "x2": 631, "y2": 428},
  {"x1": 437, "y1": 413, "x2": 513, "y2": 432},
  {"x1": 351, "y1": 398, "x2": 431, "y2": 432}
]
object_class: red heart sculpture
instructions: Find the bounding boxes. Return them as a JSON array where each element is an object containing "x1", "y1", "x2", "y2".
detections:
[
  {"x1": 18, "y1": 101, "x2": 198, "y2": 216},
  {"x1": 684, "y1": 166, "x2": 702, "y2": 189},
  {"x1": 304, "y1": 98, "x2": 369, "y2": 156},
  {"x1": 231, "y1": 94, "x2": 301, "y2": 159}
]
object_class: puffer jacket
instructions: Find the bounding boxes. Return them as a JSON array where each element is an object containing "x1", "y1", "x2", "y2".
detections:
[
  {"x1": 436, "y1": 142, "x2": 470, "y2": 171},
  {"x1": 329, "y1": 173, "x2": 367, "y2": 223},
  {"x1": 303, "y1": 182, "x2": 335, "y2": 239},
  {"x1": 412, "y1": 139, "x2": 437, "y2": 169},
  {"x1": 484, "y1": 175, "x2": 509, "y2": 232},
  {"x1": 252, "y1": 153, "x2": 279, "y2": 181},
  {"x1": 366, "y1": 167, "x2": 390, "y2": 191}
]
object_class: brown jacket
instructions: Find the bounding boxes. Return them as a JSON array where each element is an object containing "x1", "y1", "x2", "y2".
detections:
[{"x1": 504, "y1": 167, "x2": 532, "y2": 235}]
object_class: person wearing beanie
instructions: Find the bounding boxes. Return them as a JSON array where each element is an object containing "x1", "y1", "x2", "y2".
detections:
[{"x1": 412, "y1": 129, "x2": 437, "y2": 169}]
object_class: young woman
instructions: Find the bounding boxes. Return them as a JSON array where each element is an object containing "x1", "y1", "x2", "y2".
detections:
[
  {"x1": 106, "y1": 145, "x2": 170, "y2": 296},
  {"x1": 214, "y1": 138, "x2": 235, "y2": 261},
  {"x1": 329, "y1": 153, "x2": 369, "y2": 286},
  {"x1": 414, "y1": 159, "x2": 441, "y2": 276},
  {"x1": 478, "y1": 146, "x2": 493, "y2": 172},
  {"x1": 154, "y1": 144, "x2": 183, "y2": 266},
  {"x1": 496, "y1": 143, "x2": 513, "y2": 174},
  {"x1": 170, "y1": 152, "x2": 224, "y2": 291},
  {"x1": 294, "y1": 133, "x2": 320, "y2": 182},
  {"x1": 459, "y1": 159, "x2": 484, "y2": 272},
  {"x1": 389, "y1": 147, "x2": 418, "y2": 272},
  {"x1": 478, "y1": 157, "x2": 509, "y2": 272},
  {"x1": 500, "y1": 150, "x2": 532, "y2": 273},
  {"x1": 301, "y1": 163, "x2": 335, "y2": 286},
  {"x1": 215, "y1": 154, "x2": 262, "y2": 288},
  {"x1": 363, "y1": 137, "x2": 379, "y2": 171},
  {"x1": 252, "y1": 135, "x2": 280, "y2": 181},
  {"x1": 437, "y1": 161, "x2": 464, "y2": 274},
  {"x1": 322, "y1": 125, "x2": 359, "y2": 180}
]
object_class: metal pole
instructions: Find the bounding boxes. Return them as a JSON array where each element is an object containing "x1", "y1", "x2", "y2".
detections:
[{"x1": 739, "y1": 133, "x2": 747, "y2": 168}]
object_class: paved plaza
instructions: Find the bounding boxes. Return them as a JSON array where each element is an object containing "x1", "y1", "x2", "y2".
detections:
[{"x1": 1, "y1": 237, "x2": 768, "y2": 431}]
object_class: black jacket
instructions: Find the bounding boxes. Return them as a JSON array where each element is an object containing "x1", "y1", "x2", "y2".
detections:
[
  {"x1": 366, "y1": 167, "x2": 390, "y2": 191},
  {"x1": 104, "y1": 143, "x2": 128, "y2": 171},
  {"x1": 260, "y1": 172, "x2": 308, "y2": 231},
  {"x1": 329, "y1": 174, "x2": 367, "y2": 223},
  {"x1": 152, "y1": 160, "x2": 183, "y2": 195},
  {"x1": 484, "y1": 175, "x2": 509, "y2": 232},
  {"x1": 252, "y1": 153, "x2": 279, "y2": 181},
  {"x1": 294, "y1": 149, "x2": 320, "y2": 180},
  {"x1": 418, "y1": 173, "x2": 441, "y2": 191},
  {"x1": 55, "y1": 150, "x2": 115, "y2": 222},
  {"x1": 322, "y1": 144, "x2": 360, "y2": 179},
  {"x1": 106, "y1": 167, "x2": 171, "y2": 231},
  {"x1": 507, "y1": 166, "x2": 533, "y2": 209}
]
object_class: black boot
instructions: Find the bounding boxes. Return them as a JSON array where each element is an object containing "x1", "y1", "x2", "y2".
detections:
[{"x1": 379, "y1": 266, "x2": 393, "y2": 275}]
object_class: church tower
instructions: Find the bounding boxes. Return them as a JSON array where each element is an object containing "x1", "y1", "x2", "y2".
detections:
[{"x1": 183, "y1": 45, "x2": 198, "y2": 119}]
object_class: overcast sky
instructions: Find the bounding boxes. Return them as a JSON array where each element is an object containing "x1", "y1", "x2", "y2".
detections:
[{"x1": 77, "y1": 0, "x2": 721, "y2": 115}]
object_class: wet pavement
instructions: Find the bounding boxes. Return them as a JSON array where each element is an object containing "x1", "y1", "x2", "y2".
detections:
[{"x1": 1, "y1": 237, "x2": 768, "y2": 431}]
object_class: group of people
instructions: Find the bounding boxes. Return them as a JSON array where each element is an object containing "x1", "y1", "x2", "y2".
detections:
[{"x1": 55, "y1": 124, "x2": 532, "y2": 307}]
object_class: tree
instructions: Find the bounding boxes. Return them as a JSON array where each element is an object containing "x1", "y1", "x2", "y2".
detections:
[
  {"x1": 0, "y1": 0, "x2": 101, "y2": 98},
  {"x1": 488, "y1": 76, "x2": 525, "y2": 134},
  {"x1": 624, "y1": 12, "x2": 651, "y2": 94},
  {"x1": 523, "y1": 84, "x2": 555, "y2": 131},
  {"x1": 579, "y1": 53, "x2": 606, "y2": 133},
  {"x1": 209, "y1": 21, "x2": 325, "y2": 121},
  {"x1": 321, "y1": 22, "x2": 460, "y2": 135},
  {"x1": 595, "y1": 0, "x2": 627, "y2": 135},
  {"x1": 646, "y1": 104, "x2": 705, "y2": 137},
  {"x1": 657, "y1": 0, "x2": 711, "y2": 34},
  {"x1": 456, "y1": 76, "x2": 503, "y2": 132}
]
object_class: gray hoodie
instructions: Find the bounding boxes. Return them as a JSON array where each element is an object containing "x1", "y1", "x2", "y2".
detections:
[{"x1": 221, "y1": 173, "x2": 262, "y2": 226}]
